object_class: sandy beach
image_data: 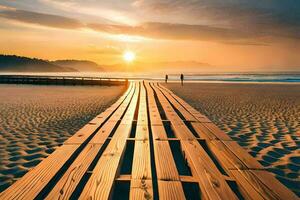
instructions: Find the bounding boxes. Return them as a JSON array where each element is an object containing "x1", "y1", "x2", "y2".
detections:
[
  {"x1": 0, "y1": 84, "x2": 124, "y2": 192},
  {"x1": 165, "y1": 82, "x2": 300, "y2": 196}
]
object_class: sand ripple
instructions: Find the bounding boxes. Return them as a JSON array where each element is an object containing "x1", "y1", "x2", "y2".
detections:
[
  {"x1": 166, "y1": 83, "x2": 300, "y2": 196},
  {"x1": 0, "y1": 84, "x2": 124, "y2": 192}
]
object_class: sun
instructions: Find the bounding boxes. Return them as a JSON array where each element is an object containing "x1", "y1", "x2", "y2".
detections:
[{"x1": 123, "y1": 51, "x2": 136, "y2": 62}]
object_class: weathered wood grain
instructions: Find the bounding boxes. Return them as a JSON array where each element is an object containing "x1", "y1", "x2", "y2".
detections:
[
  {"x1": 202, "y1": 123, "x2": 233, "y2": 141},
  {"x1": 64, "y1": 82, "x2": 134, "y2": 144},
  {"x1": 153, "y1": 141, "x2": 180, "y2": 181},
  {"x1": 144, "y1": 82, "x2": 163, "y2": 125},
  {"x1": 144, "y1": 82, "x2": 187, "y2": 199},
  {"x1": 156, "y1": 82, "x2": 298, "y2": 200},
  {"x1": 130, "y1": 179, "x2": 153, "y2": 200},
  {"x1": 151, "y1": 82, "x2": 238, "y2": 200},
  {"x1": 158, "y1": 181, "x2": 186, "y2": 200},
  {"x1": 157, "y1": 83, "x2": 211, "y2": 122},
  {"x1": 229, "y1": 169, "x2": 299, "y2": 200},
  {"x1": 131, "y1": 140, "x2": 152, "y2": 180},
  {"x1": 46, "y1": 144, "x2": 103, "y2": 200},
  {"x1": 0, "y1": 145, "x2": 78, "y2": 200},
  {"x1": 79, "y1": 82, "x2": 139, "y2": 199},
  {"x1": 155, "y1": 84, "x2": 196, "y2": 122},
  {"x1": 130, "y1": 82, "x2": 153, "y2": 199},
  {"x1": 45, "y1": 86, "x2": 136, "y2": 199}
]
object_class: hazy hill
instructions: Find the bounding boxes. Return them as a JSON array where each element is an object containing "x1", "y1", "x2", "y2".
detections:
[
  {"x1": 52, "y1": 60, "x2": 104, "y2": 72},
  {"x1": 0, "y1": 55, "x2": 76, "y2": 72},
  {"x1": 0, "y1": 54, "x2": 212, "y2": 73}
]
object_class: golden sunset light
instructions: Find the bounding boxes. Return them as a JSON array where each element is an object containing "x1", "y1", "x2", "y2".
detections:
[
  {"x1": 0, "y1": 1, "x2": 299, "y2": 72},
  {"x1": 123, "y1": 51, "x2": 136, "y2": 63},
  {"x1": 0, "y1": 1, "x2": 299, "y2": 198}
]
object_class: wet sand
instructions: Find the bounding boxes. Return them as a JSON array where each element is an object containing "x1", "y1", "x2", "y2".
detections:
[
  {"x1": 0, "y1": 84, "x2": 124, "y2": 192},
  {"x1": 165, "y1": 82, "x2": 300, "y2": 196}
]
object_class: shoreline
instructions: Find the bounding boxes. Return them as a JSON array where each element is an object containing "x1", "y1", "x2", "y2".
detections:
[
  {"x1": 163, "y1": 80, "x2": 300, "y2": 84},
  {"x1": 0, "y1": 72, "x2": 299, "y2": 84}
]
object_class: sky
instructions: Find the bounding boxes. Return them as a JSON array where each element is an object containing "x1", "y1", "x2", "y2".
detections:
[{"x1": 0, "y1": 0, "x2": 299, "y2": 72}]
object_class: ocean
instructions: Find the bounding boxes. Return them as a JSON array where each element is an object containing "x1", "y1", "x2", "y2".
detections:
[{"x1": 1, "y1": 72, "x2": 300, "y2": 83}]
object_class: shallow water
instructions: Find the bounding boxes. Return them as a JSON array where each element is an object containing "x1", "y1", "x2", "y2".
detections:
[
  {"x1": 0, "y1": 84, "x2": 124, "y2": 192},
  {"x1": 166, "y1": 83, "x2": 300, "y2": 196}
]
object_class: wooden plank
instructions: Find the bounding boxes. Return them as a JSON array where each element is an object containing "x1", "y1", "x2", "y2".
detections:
[
  {"x1": 144, "y1": 82, "x2": 187, "y2": 199},
  {"x1": 226, "y1": 170, "x2": 265, "y2": 200},
  {"x1": 157, "y1": 83, "x2": 211, "y2": 122},
  {"x1": 64, "y1": 82, "x2": 134, "y2": 144},
  {"x1": 135, "y1": 125, "x2": 150, "y2": 140},
  {"x1": 158, "y1": 83, "x2": 298, "y2": 199},
  {"x1": 130, "y1": 179, "x2": 153, "y2": 200},
  {"x1": 158, "y1": 181, "x2": 186, "y2": 200},
  {"x1": 79, "y1": 82, "x2": 139, "y2": 199},
  {"x1": 229, "y1": 170, "x2": 299, "y2": 200},
  {"x1": 250, "y1": 170, "x2": 299, "y2": 200},
  {"x1": 153, "y1": 141, "x2": 180, "y2": 181},
  {"x1": 0, "y1": 82, "x2": 134, "y2": 200},
  {"x1": 145, "y1": 82, "x2": 163, "y2": 125},
  {"x1": 191, "y1": 122, "x2": 232, "y2": 141},
  {"x1": 156, "y1": 84, "x2": 230, "y2": 141},
  {"x1": 89, "y1": 121, "x2": 120, "y2": 144},
  {"x1": 130, "y1": 82, "x2": 153, "y2": 199},
  {"x1": 137, "y1": 83, "x2": 148, "y2": 126},
  {"x1": 154, "y1": 83, "x2": 197, "y2": 122},
  {"x1": 46, "y1": 144, "x2": 103, "y2": 200},
  {"x1": 156, "y1": 83, "x2": 262, "y2": 169},
  {"x1": 221, "y1": 141, "x2": 264, "y2": 170},
  {"x1": 157, "y1": 83, "x2": 261, "y2": 169},
  {"x1": 190, "y1": 122, "x2": 218, "y2": 140},
  {"x1": 202, "y1": 123, "x2": 232, "y2": 141},
  {"x1": 89, "y1": 83, "x2": 133, "y2": 125},
  {"x1": 145, "y1": 82, "x2": 181, "y2": 181},
  {"x1": 180, "y1": 175, "x2": 197, "y2": 183},
  {"x1": 205, "y1": 140, "x2": 252, "y2": 170},
  {"x1": 172, "y1": 124, "x2": 198, "y2": 140},
  {"x1": 180, "y1": 139, "x2": 238, "y2": 200},
  {"x1": 78, "y1": 125, "x2": 132, "y2": 200},
  {"x1": 150, "y1": 82, "x2": 238, "y2": 200},
  {"x1": 0, "y1": 145, "x2": 79, "y2": 200},
  {"x1": 45, "y1": 84, "x2": 137, "y2": 199},
  {"x1": 151, "y1": 125, "x2": 168, "y2": 140},
  {"x1": 131, "y1": 140, "x2": 152, "y2": 180},
  {"x1": 64, "y1": 124, "x2": 101, "y2": 144},
  {"x1": 90, "y1": 83, "x2": 136, "y2": 144},
  {"x1": 102, "y1": 83, "x2": 134, "y2": 123}
]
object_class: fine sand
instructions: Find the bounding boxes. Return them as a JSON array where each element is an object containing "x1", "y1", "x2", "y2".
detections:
[
  {"x1": 0, "y1": 84, "x2": 124, "y2": 192},
  {"x1": 165, "y1": 82, "x2": 300, "y2": 196}
]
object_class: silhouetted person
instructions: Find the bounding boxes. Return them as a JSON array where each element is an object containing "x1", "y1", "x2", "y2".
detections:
[
  {"x1": 180, "y1": 74, "x2": 184, "y2": 86},
  {"x1": 165, "y1": 74, "x2": 168, "y2": 83}
]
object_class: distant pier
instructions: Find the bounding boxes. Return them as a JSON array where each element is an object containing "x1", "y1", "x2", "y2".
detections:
[
  {"x1": 0, "y1": 75, "x2": 127, "y2": 86},
  {"x1": 0, "y1": 81, "x2": 297, "y2": 200}
]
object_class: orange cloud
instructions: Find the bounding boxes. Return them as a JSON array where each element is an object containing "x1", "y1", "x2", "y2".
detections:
[
  {"x1": 0, "y1": 8, "x2": 83, "y2": 29},
  {"x1": 0, "y1": 6, "x2": 298, "y2": 46}
]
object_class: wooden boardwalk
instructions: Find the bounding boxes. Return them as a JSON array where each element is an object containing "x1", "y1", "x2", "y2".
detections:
[{"x1": 0, "y1": 81, "x2": 298, "y2": 200}]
